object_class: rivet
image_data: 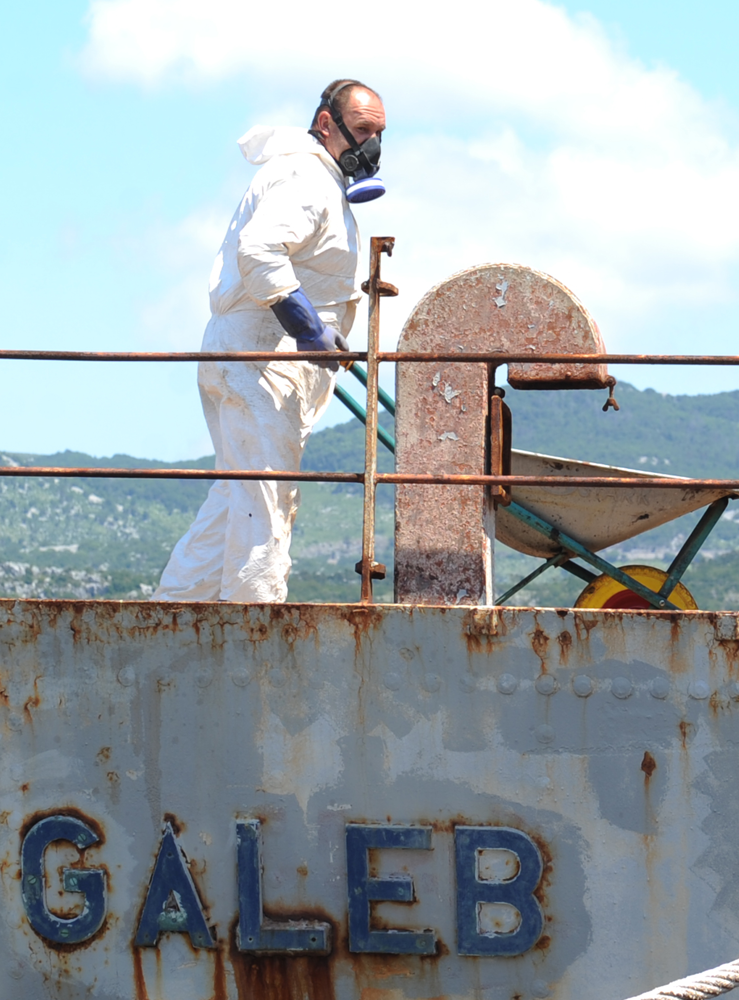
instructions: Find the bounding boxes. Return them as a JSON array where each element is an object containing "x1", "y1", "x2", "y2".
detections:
[
  {"x1": 497, "y1": 673, "x2": 518, "y2": 695},
  {"x1": 729, "y1": 681, "x2": 739, "y2": 701},
  {"x1": 231, "y1": 668, "x2": 250, "y2": 688},
  {"x1": 531, "y1": 980, "x2": 551, "y2": 998},
  {"x1": 8, "y1": 960, "x2": 25, "y2": 980},
  {"x1": 535, "y1": 724, "x2": 555, "y2": 745},
  {"x1": 195, "y1": 668, "x2": 213, "y2": 689},
  {"x1": 399, "y1": 648, "x2": 416, "y2": 662},
  {"x1": 117, "y1": 666, "x2": 135, "y2": 687},
  {"x1": 7, "y1": 714, "x2": 22, "y2": 732},
  {"x1": 422, "y1": 673, "x2": 441, "y2": 693},
  {"x1": 611, "y1": 677, "x2": 633, "y2": 699},
  {"x1": 689, "y1": 680, "x2": 710, "y2": 700},
  {"x1": 383, "y1": 672, "x2": 401, "y2": 691},
  {"x1": 535, "y1": 674, "x2": 557, "y2": 696},
  {"x1": 268, "y1": 668, "x2": 288, "y2": 689},
  {"x1": 650, "y1": 677, "x2": 670, "y2": 700},
  {"x1": 573, "y1": 675, "x2": 593, "y2": 697}
]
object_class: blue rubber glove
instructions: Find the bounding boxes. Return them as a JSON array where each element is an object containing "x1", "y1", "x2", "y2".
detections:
[{"x1": 271, "y1": 288, "x2": 349, "y2": 370}]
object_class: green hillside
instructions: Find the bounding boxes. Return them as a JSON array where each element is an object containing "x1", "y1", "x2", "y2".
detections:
[
  {"x1": 0, "y1": 382, "x2": 736, "y2": 607},
  {"x1": 505, "y1": 381, "x2": 739, "y2": 478}
]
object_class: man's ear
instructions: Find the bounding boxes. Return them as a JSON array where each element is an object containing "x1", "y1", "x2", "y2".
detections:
[{"x1": 316, "y1": 109, "x2": 332, "y2": 139}]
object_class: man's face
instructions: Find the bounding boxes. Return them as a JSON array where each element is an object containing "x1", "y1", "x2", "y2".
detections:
[{"x1": 317, "y1": 88, "x2": 386, "y2": 164}]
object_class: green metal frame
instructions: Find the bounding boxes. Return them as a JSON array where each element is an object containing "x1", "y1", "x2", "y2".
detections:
[
  {"x1": 345, "y1": 362, "x2": 395, "y2": 417},
  {"x1": 335, "y1": 366, "x2": 396, "y2": 454},
  {"x1": 495, "y1": 497, "x2": 730, "y2": 609}
]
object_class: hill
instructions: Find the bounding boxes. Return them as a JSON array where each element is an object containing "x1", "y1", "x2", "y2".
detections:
[{"x1": 0, "y1": 382, "x2": 736, "y2": 607}]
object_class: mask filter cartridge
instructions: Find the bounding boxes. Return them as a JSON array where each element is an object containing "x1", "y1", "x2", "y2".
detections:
[{"x1": 345, "y1": 176, "x2": 386, "y2": 203}]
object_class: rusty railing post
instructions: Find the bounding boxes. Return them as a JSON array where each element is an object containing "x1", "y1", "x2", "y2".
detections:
[
  {"x1": 489, "y1": 389, "x2": 512, "y2": 509},
  {"x1": 359, "y1": 237, "x2": 396, "y2": 603}
]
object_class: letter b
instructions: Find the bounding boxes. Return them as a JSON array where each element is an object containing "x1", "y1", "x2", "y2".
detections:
[{"x1": 455, "y1": 826, "x2": 544, "y2": 957}]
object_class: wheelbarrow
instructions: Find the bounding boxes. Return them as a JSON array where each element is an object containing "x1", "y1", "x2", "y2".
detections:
[{"x1": 495, "y1": 449, "x2": 737, "y2": 610}]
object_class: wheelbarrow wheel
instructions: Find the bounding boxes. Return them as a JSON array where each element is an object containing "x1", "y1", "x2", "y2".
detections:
[{"x1": 574, "y1": 564, "x2": 698, "y2": 611}]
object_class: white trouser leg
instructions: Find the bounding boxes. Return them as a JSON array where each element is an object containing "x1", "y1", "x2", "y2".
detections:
[
  {"x1": 153, "y1": 311, "x2": 335, "y2": 603},
  {"x1": 151, "y1": 383, "x2": 229, "y2": 601}
]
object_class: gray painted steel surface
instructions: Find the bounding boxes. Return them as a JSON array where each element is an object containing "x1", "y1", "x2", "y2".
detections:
[{"x1": 1, "y1": 600, "x2": 738, "y2": 1000}]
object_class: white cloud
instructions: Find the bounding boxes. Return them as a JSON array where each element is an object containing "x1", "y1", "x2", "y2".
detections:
[
  {"x1": 129, "y1": 207, "x2": 226, "y2": 350},
  {"x1": 81, "y1": 0, "x2": 739, "y2": 393}
]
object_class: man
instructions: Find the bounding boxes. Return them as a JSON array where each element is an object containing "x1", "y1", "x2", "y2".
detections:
[{"x1": 153, "y1": 80, "x2": 386, "y2": 602}]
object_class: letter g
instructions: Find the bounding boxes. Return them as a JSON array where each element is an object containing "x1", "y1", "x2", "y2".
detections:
[{"x1": 21, "y1": 815, "x2": 106, "y2": 945}]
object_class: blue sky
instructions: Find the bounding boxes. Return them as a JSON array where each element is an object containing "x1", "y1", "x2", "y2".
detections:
[{"x1": 2, "y1": 0, "x2": 739, "y2": 460}]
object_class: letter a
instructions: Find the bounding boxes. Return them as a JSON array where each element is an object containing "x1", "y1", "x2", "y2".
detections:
[{"x1": 135, "y1": 823, "x2": 215, "y2": 949}]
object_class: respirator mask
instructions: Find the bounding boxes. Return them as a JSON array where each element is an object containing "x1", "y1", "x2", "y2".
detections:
[{"x1": 327, "y1": 91, "x2": 386, "y2": 204}]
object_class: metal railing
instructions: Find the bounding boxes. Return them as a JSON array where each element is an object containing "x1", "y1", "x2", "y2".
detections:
[{"x1": 3, "y1": 235, "x2": 739, "y2": 604}]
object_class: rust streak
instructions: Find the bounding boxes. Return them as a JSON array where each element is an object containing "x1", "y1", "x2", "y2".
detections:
[
  {"x1": 162, "y1": 812, "x2": 185, "y2": 836},
  {"x1": 641, "y1": 751, "x2": 657, "y2": 779},
  {"x1": 213, "y1": 946, "x2": 228, "y2": 1000},
  {"x1": 344, "y1": 606, "x2": 385, "y2": 659},
  {"x1": 573, "y1": 615, "x2": 599, "y2": 643},
  {"x1": 557, "y1": 630, "x2": 572, "y2": 663},
  {"x1": 132, "y1": 948, "x2": 151, "y2": 1000},
  {"x1": 23, "y1": 678, "x2": 41, "y2": 722},
  {"x1": 228, "y1": 927, "x2": 335, "y2": 1000},
  {"x1": 530, "y1": 627, "x2": 550, "y2": 668}
]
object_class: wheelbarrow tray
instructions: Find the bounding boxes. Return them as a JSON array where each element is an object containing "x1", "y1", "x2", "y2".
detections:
[{"x1": 496, "y1": 449, "x2": 734, "y2": 559}]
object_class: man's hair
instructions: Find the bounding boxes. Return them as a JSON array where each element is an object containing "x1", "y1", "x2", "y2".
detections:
[{"x1": 310, "y1": 79, "x2": 381, "y2": 130}]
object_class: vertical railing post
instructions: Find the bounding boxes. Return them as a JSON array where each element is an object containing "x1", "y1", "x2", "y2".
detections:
[{"x1": 360, "y1": 237, "x2": 396, "y2": 603}]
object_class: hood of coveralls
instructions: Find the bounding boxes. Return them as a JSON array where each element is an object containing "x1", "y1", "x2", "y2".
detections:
[{"x1": 237, "y1": 126, "x2": 344, "y2": 180}]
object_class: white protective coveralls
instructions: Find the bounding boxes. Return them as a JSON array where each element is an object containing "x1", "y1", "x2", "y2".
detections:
[{"x1": 153, "y1": 126, "x2": 361, "y2": 602}]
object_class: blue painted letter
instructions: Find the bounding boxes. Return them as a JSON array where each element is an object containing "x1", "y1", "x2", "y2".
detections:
[
  {"x1": 236, "y1": 820, "x2": 331, "y2": 953},
  {"x1": 455, "y1": 826, "x2": 544, "y2": 956},
  {"x1": 135, "y1": 823, "x2": 215, "y2": 948},
  {"x1": 21, "y1": 815, "x2": 106, "y2": 945},
  {"x1": 346, "y1": 824, "x2": 436, "y2": 954}
]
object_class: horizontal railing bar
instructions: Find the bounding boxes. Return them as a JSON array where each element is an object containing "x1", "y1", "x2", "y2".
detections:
[
  {"x1": 378, "y1": 353, "x2": 739, "y2": 365},
  {"x1": 1, "y1": 468, "x2": 738, "y2": 491},
  {"x1": 0, "y1": 467, "x2": 363, "y2": 483},
  {"x1": 377, "y1": 475, "x2": 739, "y2": 489},
  {"x1": 0, "y1": 350, "x2": 369, "y2": 362},
  {"x1": 2, "y1": 350, "x2": 739, "y2": 365}
]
